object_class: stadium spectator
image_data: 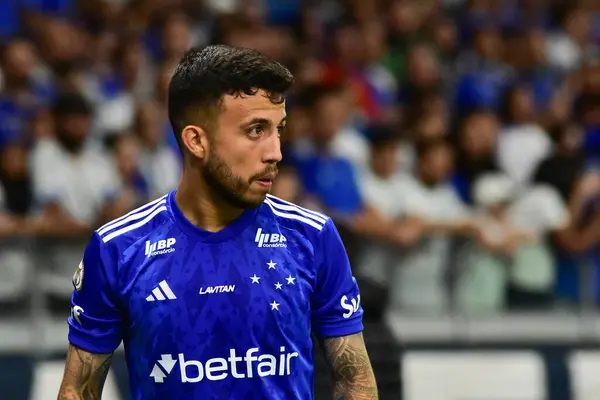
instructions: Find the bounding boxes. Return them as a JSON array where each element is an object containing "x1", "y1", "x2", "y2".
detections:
[
  {"x1": 112, "y1": 134, "x2": 149, "y2": 210},
  {"x1": 457, "y1": 173, "x2": 518, "y2": 313},
  {"x1": 460, "y1": 173, "x2": 570, "y2": 311},
  {"x1": 0, "y1": 143, "x2": 34, "y2": 218},
  {"x1": 505, "y1": 183, "x2": 569, "y2": 309},
  {"x1": 452, "y1": 110, "x2": 500, "y2": 203},
  {"x1": 133, "y1": 101, "x2": 181, "y2": 198},
  {"x1": 291, "y1": 85, "x2": 366, "y2": 216},
  {"x1": 545, "y1": 7, "x2": 594, "y2": 73},
  {"x1": 387, "y1": 139, "x2": 475, "y2": 313},
  {"x1": 0, "y1": 39, "x2": 51, "y2": 148},
  {"x1": 30, "y1": 91, "x2": 122, "y2": 237},
  {"x1": 534, "y1": 122, "x2": 586, "y2": 202},
  {"x1": 496, "y1": 84, "x2": 552, "y2": 187},
  {"x1": 357, "y1": 124, "x2": 422, "y2": 289}
]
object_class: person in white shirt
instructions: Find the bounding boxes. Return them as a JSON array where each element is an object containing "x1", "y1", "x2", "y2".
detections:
[
  {"x1": 384, "y1": 139, "x2": 476, "y2": 314},
  {"x1": 545, "y1": 8, "x2": 593, "y2": 73},
  {"x1": 456, "y1": 174, "x2": 526, "y2": 313},
  {"x1": 323, "y1": 85, "x2": 371, "y2": 171},
  {"x1": 31, "y1": 92, "x2": 121, "y2": 233},
  {"x1": 457, "y1": 173, "x2": 569, "y2": 312},
  {"x1": 358, "y1": 126, "x2": 421, "y2": 288},
  {"x1": 30, "y1": 92, "x2": 124, "y2": 296},
  {"x1": 496, "y1": 85, "x2": 552, "y2": 187},
  {"x1": 133, "y1": 101, "x2": 181, "y2": 198}
]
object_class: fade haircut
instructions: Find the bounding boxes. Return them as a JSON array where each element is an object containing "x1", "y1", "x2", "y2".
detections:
[{"x1": 168, "y1": 45, "x2": 295, "y2": 152}]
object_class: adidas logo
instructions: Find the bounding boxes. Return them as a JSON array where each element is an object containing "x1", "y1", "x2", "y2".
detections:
[
  {"x1": 146, "y1": 280, "x2": 177, "y2": 302},
  {"x1": 255, "y1": 228, "x2": 287, "y2": 248}
]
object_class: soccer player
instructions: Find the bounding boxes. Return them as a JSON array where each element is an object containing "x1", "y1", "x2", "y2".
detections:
[{"x1": 57, "y1": 45, "x2": 377, "y2": 400}]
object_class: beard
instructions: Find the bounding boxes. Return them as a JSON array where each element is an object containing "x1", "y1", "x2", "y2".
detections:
[
  {"x1": 56, "y1": 131, "x2": 86, "y2": 154},
  {"x1": 202, "y1": 151, "x2": 276, "y2": 210}
]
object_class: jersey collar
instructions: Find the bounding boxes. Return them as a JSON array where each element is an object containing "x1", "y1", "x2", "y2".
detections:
[{"x1": 167, "y1": 190, "x2": 259, "y2": 243}]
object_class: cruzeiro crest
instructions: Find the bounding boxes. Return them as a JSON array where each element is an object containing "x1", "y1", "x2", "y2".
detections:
[{"x1": 72, "y1": 260, "x2": 84, "y2": 291}]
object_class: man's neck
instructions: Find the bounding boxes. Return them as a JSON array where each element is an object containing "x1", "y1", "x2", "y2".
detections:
[{"x1": 175, "y1": 173, "x2": 244, "y2": 232}]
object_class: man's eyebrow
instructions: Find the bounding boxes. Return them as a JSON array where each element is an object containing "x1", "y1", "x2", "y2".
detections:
[
  {"x1": 242, "y1": 116, "x2": 287, "y2": 126},
  {"x1": 244, "y1": 117, "x2": 272, "y2": 126}
]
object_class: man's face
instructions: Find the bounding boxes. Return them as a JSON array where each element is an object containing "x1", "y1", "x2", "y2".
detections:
[
  {"x1": 56, "y1": 113, "x2": 91, "y2": 153},
  {"x1": 461, "y1": 113, "x2": 498, "y2": 157},
  {"x1": 420, "y1": 145, "x2": 454, "y2": 185},
  {"x1": 202, "y1": 90, "x2": 286, "y2": 209},
  {"x1": 371, "y1": 144, "x2": 398, "y2": 178},
  {"x1": 3, "y1": 41, "x2": 35, "y2": 83},
  {"x1": 314, "y1": 93, "x2": 347, "y2": 142}
]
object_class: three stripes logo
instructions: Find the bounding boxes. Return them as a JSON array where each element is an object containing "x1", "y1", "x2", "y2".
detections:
[{"x1": 146, "y1": 280, "x2": 177, "y2": 302}]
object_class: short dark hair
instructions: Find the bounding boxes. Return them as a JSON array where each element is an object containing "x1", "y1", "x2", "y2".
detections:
[
  {"x1": 52, "y1": 91, "x2": 93, "y2": 117},
  {"x1": 168, "y1": 45, "x2": 295, "y2": 151},
  {"x1": 295, "y1": 83, "x2": 345, "y2": 109},
  {"x1": 367, "y1": 123, "x2": 399, "y2": 149}
]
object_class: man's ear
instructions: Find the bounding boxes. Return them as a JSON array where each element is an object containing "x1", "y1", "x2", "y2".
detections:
[{"x1": 181, "y1": 125, "x2": 209, "y2": 159}]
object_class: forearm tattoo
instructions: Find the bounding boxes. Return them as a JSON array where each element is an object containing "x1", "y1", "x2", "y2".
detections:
[
  {"x1": 322, "y1": 333, "x2": 379, "y2": 400},
  {"x1": 58, "y1": 345, "x2": 113, "y2": 400}
]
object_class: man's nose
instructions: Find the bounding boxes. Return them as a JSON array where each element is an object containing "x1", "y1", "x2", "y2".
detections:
[{"x1": 263, "y1": 132, "x2": 282, "y2": 164}]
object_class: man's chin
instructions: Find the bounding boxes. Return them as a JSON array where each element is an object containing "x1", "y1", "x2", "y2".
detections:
[
  {"x1": 228, "y1": 187, "x2": 268, "y2": 210},
  {"x1": 243, "y1": 191, "x2": 269, "y2": 209}
]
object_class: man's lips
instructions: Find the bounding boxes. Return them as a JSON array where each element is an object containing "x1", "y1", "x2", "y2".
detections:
[{"x1": 254, "y1": 172, "x2": 277, "y2": 187}]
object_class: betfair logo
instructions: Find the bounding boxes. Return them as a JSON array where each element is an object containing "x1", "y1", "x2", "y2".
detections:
[{"x1": 150, "y1": 347, "x2": 299, "y2": 383}]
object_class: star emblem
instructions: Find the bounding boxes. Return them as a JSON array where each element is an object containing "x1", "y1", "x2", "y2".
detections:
[
  {"x1": 250, "y1": 274, "x2": 260, "y2": 284},
  {"x1": 285, "y1": 275, "x2": 295, "y2": 285},
  {"x1": 270, "y1": 301, "x2": 280, "y2": 310},
  {"x1": 267, "y1": 260, "x2": 277, "y2": 269},
  {"x1": 274, "y1": 282, "x2": 283, "y2": 290}
]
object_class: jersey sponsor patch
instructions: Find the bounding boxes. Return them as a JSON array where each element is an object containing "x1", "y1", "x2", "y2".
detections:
[
  {"x1": 72, "y1": 260, "x2": 84, "y2": 292},
  {"x1": 71, "y1": 305, "x2": 84, "y2": 325}
]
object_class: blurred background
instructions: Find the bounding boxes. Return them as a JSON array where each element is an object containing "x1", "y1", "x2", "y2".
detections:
[{"x1": 0, "y1": 0, "x2": 599, "y2": 399}]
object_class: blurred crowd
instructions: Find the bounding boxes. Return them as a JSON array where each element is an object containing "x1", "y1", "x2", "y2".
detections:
[{"x1": 0, "y1": 0, "x2": 599, "y2": 317}]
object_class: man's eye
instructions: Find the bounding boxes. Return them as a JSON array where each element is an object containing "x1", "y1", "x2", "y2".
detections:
[
  {"x1": 249, "y1": 125, "x2": 265, "y2": 137},
  {"x1": 277, "y1": 125, "x2": 286, "y2": 137}
]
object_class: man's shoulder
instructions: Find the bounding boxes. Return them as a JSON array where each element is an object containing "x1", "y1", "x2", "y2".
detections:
[
  {"x1": 260, "y1": 195, "x2": 331, "y2": 239},
  {"x1": 95, "y1": 194, "x2": 173, "y2": 249},
  {"x1": 30, "y1": 138, "x2": 61, "y2": 163}
]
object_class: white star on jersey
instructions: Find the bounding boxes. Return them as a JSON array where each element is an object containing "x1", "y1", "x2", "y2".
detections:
[
  {"x1": 274, "y1": 282, "x2": 283, "y2": 290},
  {"x1": 250, "y1": 274, "x2": 260, "y2": 284},
  {"x1": 270, "y1": 301, "x2": 280, "y2": 310},
  {"x1": 267, "y1": 260, "x2": 277, "y2": 269},
  {"x1": 285, "y1": 275, "x2": 295, "y2": 285}
]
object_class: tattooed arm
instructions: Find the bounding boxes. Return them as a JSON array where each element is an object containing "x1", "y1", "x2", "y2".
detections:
[
  {"x1": 57, "y1": 344, "x2": 114, "y2": 400},
  {"x1": 321, "y1": 332, "x2": 378, "y2": 400}
]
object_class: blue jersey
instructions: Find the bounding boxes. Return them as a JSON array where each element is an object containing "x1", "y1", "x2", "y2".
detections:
[{"x1": 67, "y1": 190, "x2": 363, "y2": 399}]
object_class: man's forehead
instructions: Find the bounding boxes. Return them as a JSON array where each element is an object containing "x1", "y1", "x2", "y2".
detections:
[{"x1": 222, "y1": 91, "x2": 286, "y2": 118}]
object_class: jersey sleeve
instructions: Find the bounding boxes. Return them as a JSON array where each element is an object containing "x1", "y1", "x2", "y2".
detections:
[
  {"x1": 311, "y1": 218, "x2": 364, "y2": 338},
  {"x1": 68, "y1": 232, "x2": 123, "y2": 354}
]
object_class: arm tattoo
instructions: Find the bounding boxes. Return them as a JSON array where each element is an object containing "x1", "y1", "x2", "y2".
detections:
[
  {"x1": 57, "y1": 345, "x2": 113, "y2": 400},
  {"x1": 321, "y1": 332, "x2": 378, "y2": 400}
]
